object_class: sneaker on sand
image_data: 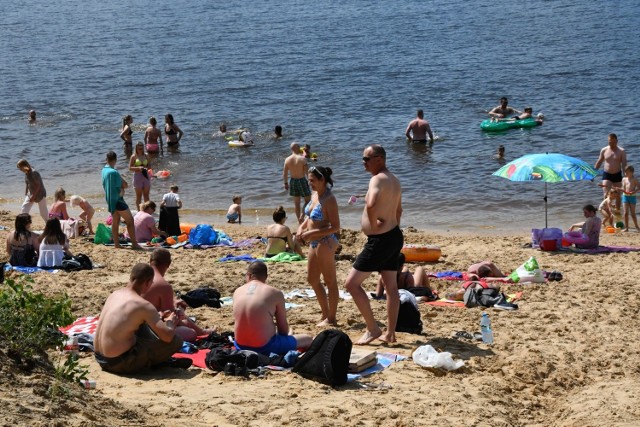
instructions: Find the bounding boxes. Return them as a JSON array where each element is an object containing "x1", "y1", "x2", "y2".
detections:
[{"x1": 494, "y1": 301, "x2": 519, "y2": 311}]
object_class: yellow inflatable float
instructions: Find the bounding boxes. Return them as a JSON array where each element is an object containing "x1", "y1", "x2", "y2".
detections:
[{"x1": 401, "y1": 245, "x2": 441, "y2": 262}]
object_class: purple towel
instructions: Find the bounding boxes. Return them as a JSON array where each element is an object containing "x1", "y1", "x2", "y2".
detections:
[
  {"x1": 586, "y1": 246, "x2": 640, "y2": 254},
  {"x1": 218, "y1": 254, "x2": 258, "y2": 262}
]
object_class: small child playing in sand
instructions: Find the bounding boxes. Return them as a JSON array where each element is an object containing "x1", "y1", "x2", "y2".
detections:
[
  {"x1": 226, "y1": 195, "x2": 242, "y2": 224},
  {"x1": 49, "y1": 187, "x2": 70, "y2": 220},
  {"x1": 70, "y1": 195, "x2": 95, "y2": 234},
  {"x1": 599, "y1": 188, "x2": 618, "y2": 228},
  {"x1": 621, "y1": 165, "x2": 640, "y2": 231}
]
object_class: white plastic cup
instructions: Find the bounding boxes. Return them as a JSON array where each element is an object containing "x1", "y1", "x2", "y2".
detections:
[{"x1": 347, "y1": 195, "x2": 357, "y2": 205}]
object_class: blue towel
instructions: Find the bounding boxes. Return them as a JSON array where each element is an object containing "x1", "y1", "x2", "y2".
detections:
[
  {"x1": 435, "y1": 271, "x2": 463, "y2": 279},
  {"x1": 218, "y1": 254, "x2": 258, "y2": 262}
]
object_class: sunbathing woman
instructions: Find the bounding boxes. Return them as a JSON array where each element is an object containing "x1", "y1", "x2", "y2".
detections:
[
  {"x1": 38, "y1": 218, "x2": 72, "y2": 268},
  {"x1": 564, "y1": 204, "x2": 601, "y2": 249},
  {"x1": 265, "y1": 206, "x2": 303, "y2": 258},
  {"x1": 49, "y1": 187, "x2": 70, "y2": 220},
  {"x1": 374, "y1": 253, "x2": 438, "y2": 301},
  {"x1": 445, "y1": 261, "x2": 506, "y2": 301}
]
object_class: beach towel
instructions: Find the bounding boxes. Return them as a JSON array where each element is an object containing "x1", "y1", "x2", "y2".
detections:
[
  {"x1": 184, "y1": 238, "x2": 260, "y2": 250},
  {"x1": 60, "y1": 316, "x2": 99, "y2": 337},
  {"x1": 173, "y1": 348, "x2": 210, "y2": 369},
  {"x1": 4, "y1": 264, "x2": 59, "y2": 274},
  {"x1": 284, "y1": 289, "x2": 353, "y2": 301},
  {"x1": 218, "y1": 254, "x2": 258, "y2": 262},
  {"x1": 433, "y1": 271, "x2": 464, "y2": 280},
  {"x1": 346, "y1": 352, "x2": 406, "y2": 383},
  {"x1": 572, "y1": 245, "x2": 640, "y2": 254},
  {"x1": 260, "y1": 253, "x2": 305, "y2": 262},
  {"x1": 425, "y1": 292, "x2": 522, "y2": 308}
]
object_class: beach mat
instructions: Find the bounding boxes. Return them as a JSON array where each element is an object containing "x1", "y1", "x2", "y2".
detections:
[
  {"x1": 60, "y1": 316, "x2": 99, "y2": 337},
  {"x1": 217, "y1": 254, "x2": 258, "y2": 262},
  {"x1": 185, "y1": 238, "x2": 261, "y2": 250},
  {"x1": 4, "y1": 264, "x2": 59, "y2": 274},
  {"x1": 173, "y1": 348, "x2": 210, "y2": 369},
  {"x1": 569, "y1": 245, "x2": 640, "y2": 254},
  {"x1": 347, "y1": 352, "x2": 406, "y2": 383},
  {"x1": 424, "y1": 292, "x2": 523, "y2": 308}
]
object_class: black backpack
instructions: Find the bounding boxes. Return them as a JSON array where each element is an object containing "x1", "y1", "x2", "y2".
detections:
[
  {"x1": 61, "y1": 253, "x2": 93, "y2": 271},
  {"x1": 292, "y1": 329, "x2": 352, "y2": 387},
  {"x1": 396, "y1": 300, "x2": 423, "y2": 335},
  {"x1": 179, "y1": 287, "x2": 222, "y2": 308}
]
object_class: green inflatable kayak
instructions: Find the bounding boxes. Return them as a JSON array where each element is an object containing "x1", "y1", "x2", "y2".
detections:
[{"x1": 480, "y1": 117, "x2": 541, "y2": 132}]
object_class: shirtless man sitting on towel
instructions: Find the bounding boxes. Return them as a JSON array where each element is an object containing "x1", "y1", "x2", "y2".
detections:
[
  {"x1": 94, "y1": 263, "x2": 190, "y2": 374},
  {"x1": 233, "y1": 261, "x2": 313, "y2": 355}
]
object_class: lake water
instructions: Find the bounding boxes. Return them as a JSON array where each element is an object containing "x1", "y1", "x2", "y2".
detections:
[{"x1": 1, "y1": 0, "x2": 639, "y2": 233}]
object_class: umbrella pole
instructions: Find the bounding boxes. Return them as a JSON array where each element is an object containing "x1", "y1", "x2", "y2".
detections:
[{"x1": 544, "y1": 182, "x2": 548, "y2": 228}]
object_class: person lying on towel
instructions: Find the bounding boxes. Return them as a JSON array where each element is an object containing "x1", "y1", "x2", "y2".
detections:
[
  {"x1": 445, "y1": 261, "x2": 506, "y2": 301},
  {"x1": 374, "y1": 253, "x2": 438, "y2": 301}
]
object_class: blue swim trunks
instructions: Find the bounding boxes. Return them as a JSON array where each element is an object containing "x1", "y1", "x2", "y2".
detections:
[
  {"x1": 234, "y1": 334, "x2": 298, "y2": 355},
  {"x1": 622, "y1": 194, "x2": 637, "y2": 205},
  {"x1": 226, "y1": 212, "x2": 239, "y2": 222}
]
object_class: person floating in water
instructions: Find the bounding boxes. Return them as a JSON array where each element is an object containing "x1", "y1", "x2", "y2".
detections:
[
  {"x1": 28, "y1": 110, "x2": 36, "y2": 124},
  {"x1": 488, "y1": 97, "x2": 520, "y2": 119},
  {"x1": 275, "y1": 125, "x2": 283, "y2": 138}
]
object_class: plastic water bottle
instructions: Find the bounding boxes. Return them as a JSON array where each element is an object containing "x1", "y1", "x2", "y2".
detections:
[{"x1": 480, "y1": 313, "x2": 494, "y2": 345}]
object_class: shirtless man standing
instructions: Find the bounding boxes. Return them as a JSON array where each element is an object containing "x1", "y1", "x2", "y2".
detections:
[
  {"x1": 595, "y1": 133, "x2": 627, "y2": 196},
  {"x1": 142, "y1": 249, "x2": 214, "y2": 342},
  {"x1": 488, "y1": 97, "x2": 520, "y2": 119},
  {"x1": 233, "y1": 261, "x2": 313, "y2": 355},
  {"x1": 94, "y1": 263, "x2": 189, "y2": 374},
  {"x1": 283, "y1": 143, "x2": 311, "y2": 222},
  {"x1": 405, "y1": 109, "x2": 434, "y2": 143},
  {"x1": 345, "y1": 145, "x2": 404, "y2": 344}
]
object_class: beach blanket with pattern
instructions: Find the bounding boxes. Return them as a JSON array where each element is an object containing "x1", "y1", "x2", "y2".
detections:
[
  {"x1": 59, "y1": 316, "x2": 99, "y2": 337},
  {"x1": 569, "y1": 245, "x2": 640, "y2": 254},
  {"x1": 347, "y1": 352, "x2": 406, "y2": 383}
]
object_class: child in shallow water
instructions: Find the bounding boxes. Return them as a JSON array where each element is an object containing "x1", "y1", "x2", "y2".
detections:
[{"x1": 226, "y1": 195, "x2": 242, "y2": 224}]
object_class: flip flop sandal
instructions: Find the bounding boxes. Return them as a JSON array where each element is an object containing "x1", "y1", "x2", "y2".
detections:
[
  {"x1": 454, "y1": 331, "x2": 473, "y2": 340},
  {"x1": 474, "y1": 332, "x2": 483, "y2": 341}
]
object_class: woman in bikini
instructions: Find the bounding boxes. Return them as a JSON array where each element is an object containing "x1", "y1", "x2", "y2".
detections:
[
  {"x1": 120, "y1": 115, "x2": 134, "y2": 154},
  {"x1": 5, "y1": 214, "x2": 40, "y2": 267},
  {"x1": 164, "y1": 113, "x2": 183, "y2": 149},
  {"x1": 48, "y1": 187, "x2": 70, "y2": 220},
  {"x1": 144, "y1": 116, "x2": 163, "y2": 155},
  {"x1": 296, "y1": 166, "x2": 341, "y2": 326},
  {"x1": 265, "y1": 206, "x2": 303, "y2": 258},
  {"x1": 129, "y1": 141, "x2": 151, "y2": 211}
]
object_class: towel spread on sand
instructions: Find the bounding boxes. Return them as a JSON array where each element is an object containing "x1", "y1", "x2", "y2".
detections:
[
  {"x1": 425, "y1": 292, "x2": 523, "y2": 308},
  {"x1": 284, "y1": 289, "x2": 353, "y2": 301},
  {"x1": 185, "y1": 238, "x2": 261, "y2": 250},
  {"x1": 570, "y1": 245, "x2": 640, "y2": 254},
  {"x1": 4, "y1": 264, "x2": 59, "y2": 274},
  {"x1": 260, "y1": 253, "x2": 306, "y2": 263},
  {"x1": 218, "y1": 254, "x2": 258, "y2": 262},
  {"x1": 347, "y1": 352, "x2": 406, "y2": 383},
  {"x1": 60, "y1": 316, "x2": 99, "y2": 337},
  {"x1": 173, "y1": 349, "x2": 210, "y2": 369}
]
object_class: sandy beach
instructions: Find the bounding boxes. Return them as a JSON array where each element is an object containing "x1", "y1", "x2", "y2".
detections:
[{"x1": 2, "y1": 210, "x2": 640, "y2": 427}]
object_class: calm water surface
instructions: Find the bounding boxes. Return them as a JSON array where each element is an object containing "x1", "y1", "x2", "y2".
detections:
[{"x1": 1, "y1": 1, "x2": 639, "y2": 232}]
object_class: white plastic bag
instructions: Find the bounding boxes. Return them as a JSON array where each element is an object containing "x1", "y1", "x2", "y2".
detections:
[
  {"x1": 412, "y1": 345, "x2": 464, "y2": 371},
  {"x1": 509, "y1": 256, "x2": 545, "y2": 283}
]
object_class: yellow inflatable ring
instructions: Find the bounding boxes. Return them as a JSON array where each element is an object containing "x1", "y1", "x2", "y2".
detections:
[{"x1": 401, "y1": 245, "x2": 441, "y2": 262}]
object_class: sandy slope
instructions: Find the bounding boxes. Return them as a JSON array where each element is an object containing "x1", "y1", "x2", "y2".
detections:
[{"x1": 1, "y1": 210, "x2": 640, "y2": 427}]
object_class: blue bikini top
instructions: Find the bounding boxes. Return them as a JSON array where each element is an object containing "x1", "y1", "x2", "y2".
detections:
[{"x1": 304, "y1": 201, "x2": 324, "y2": 221}]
